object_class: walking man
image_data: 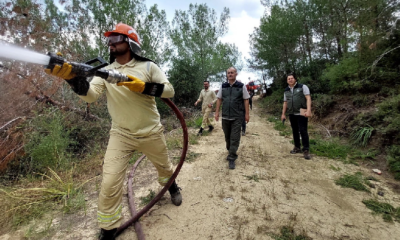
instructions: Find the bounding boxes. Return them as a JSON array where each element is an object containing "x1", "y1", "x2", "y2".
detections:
[
  {"x1": 45, "y1": 23, "x2": 182, "y2": 240},
  {"x1": 194, "y1": 80, "x2": 217, "y2": 136},
  {"x1": 281, "y1": 73, "x2": 312, "y2": 160},
  {"x1": 215, "y1": 67, "x2": 250, "y2": 169}
]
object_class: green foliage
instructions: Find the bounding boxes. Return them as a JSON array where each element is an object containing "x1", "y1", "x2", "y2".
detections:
[
  {"x1": 322, "y1": 56, "x2": 363, "y2": 93},
  {"x1": 312, "y1": 94, "x2": 335, "y2": 118},
  {"x1": 267, "y1": 116, "x2": 292, "y2": 137},
  {"x1": 259, "y1": 90, "x2": 283, "y2": 115},
  {"x1": 352, "y1": 95, "x2": 371, "y2": 107},
  {"x1": 309, "y1": 138, "x2": 353, "y2": 162},
  {"x1": 362, "y1": 199, "x2": 400, "y2": 222},
  {"x1": 335, "y1": 172, "x2": 370, "y2": 192},
  {"x1": 387, "y1": 145, "x2": 400, "y2": 180},
  {"x1": 156, "y1": 98, "x2": 171, "y2": 117},
  {"x1": 140, "y1": 189, "x2": 156, "y2": 206},
  {"x1": 350, "y1": 148, "x2": 379, "y2": 162},
  {"x1": 186, "y1": 115, "x2": 203, "y2": 128},
  {"x1": 24, "y1": 109, "x2": 75, "y2": 173},
  {"x1": 168, "y1": 3, "x2": 241, "y2": 105},
  {"x1": 350, "y1": 125, "x2": 374, "y2": 147}
]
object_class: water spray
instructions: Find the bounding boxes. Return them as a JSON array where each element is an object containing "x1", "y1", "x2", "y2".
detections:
[{"x1": 0, "y1": 42, "x2": 128, "y2": 84}]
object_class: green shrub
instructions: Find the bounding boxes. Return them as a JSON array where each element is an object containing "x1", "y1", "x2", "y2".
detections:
[
  {"x1": 350, "y1": 125, "x2": 374, "y2": 147},
  {"x1": 24, "y1": 109, "x2": 75, "y2": 173},
  {"x1": 312, "y1": 94, "x2": 335, "y2": 118},
  {"x1": 259, "y1": 90, "x2": 283, "y2": 115},
  {"x1": 387, "y1": 145, "x2": 400, "y2": 180}
]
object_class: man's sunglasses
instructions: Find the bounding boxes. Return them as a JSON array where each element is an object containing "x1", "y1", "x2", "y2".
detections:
[{"x1": 107, "y1": 35, "x2": 128, "y2": 46}]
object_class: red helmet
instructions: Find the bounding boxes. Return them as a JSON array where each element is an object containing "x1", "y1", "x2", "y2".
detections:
[{"x1": 104, "y1": 23, "x2": 141, "y2": 45}]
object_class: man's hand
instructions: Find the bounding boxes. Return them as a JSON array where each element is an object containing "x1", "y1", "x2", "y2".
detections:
[
  {"x1": 304, "y1": 109, "x2": 312, "y2": 117},
  {"x1": 215, "y1": 112, "x2": 219, "y2": 121},
  {"x1": 117, "y1": 75, "x2": 145, "y2": 93},
  {"x1": 245, "y1": 113, "x2": 250, "y2": 123},
  {"x1": 194, "y1": 101, "x2": 198, "y2": 106},
  {"x1": 208, "y1": 103, "x2": 212, "y2": 108},
  {"x1": 281, "y1": 114, "x2": 286, "y2": 121},
  {"x1": 45, "y1": 62, "x2": 76, "y2": 80}
]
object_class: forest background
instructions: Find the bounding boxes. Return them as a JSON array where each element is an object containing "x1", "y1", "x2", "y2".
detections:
[{"x1": 0, "y1": 0, "x2": 400, "y2": 236}]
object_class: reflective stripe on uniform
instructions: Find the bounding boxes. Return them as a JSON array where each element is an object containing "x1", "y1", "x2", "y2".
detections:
[
  {"x1": 158, "y1": 176, "x2": 170, "y2": 184},
  {"x1": 97, "y1": 204, "x2": 122, "y2": 223}
]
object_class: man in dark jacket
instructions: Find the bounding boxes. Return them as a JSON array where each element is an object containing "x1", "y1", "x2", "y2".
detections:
[
  {"x1": 215, "y1": 67, "x2": 250, "y2": 169},
  {"x1": 281, "y1": 73, "x2": 312, "y2": 159}
]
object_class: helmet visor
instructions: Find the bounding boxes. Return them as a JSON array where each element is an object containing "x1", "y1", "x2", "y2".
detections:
[{"x1": 107, "y1": 35, "x2": 128, "y2": 46}]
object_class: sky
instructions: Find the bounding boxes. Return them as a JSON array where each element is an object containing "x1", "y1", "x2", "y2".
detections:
[{"x1": 145, "y1": 0, "x2": 266, "y2": 84}]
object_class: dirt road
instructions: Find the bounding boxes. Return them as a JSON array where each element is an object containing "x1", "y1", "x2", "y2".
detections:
[{"x1": 2, "y1": 97, "x2": 400, "y2": 240}]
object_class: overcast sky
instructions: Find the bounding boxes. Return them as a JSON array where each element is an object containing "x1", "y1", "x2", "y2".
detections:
[{"x1": 145, "y1": 0, "x2": 266, "y2": 84}]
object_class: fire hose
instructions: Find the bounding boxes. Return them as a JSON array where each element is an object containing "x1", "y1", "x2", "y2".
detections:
[
  {"x1": 0, "y1": 47, "x2": 188, "y2": 239},
  {"x1": 116, "y1": 98, "x2": 188, "y2": 238}
]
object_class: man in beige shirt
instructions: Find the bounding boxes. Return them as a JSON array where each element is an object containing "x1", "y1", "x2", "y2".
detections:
[
  {"x1": 45, "y1": 23, "x2": 182, "y2": 240},
  {"x1": 194, "y1": 80, "x2": 217, "y2": 135}
]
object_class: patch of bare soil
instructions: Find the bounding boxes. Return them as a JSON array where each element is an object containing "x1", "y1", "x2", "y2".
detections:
[{"x1": 2, "y1": 96, "x2": 400, "y2": 240}]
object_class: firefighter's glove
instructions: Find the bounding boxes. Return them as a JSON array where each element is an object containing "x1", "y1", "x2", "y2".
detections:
[
  {"x1": 45, "y1": 62, "x2": 76, "y2": 80},
  {"x1": 117, "y1": 75, "x2": 165, "y2": 97},
  {"x1": 117, "y1": 75, "x2": 145, "y2": 93}
]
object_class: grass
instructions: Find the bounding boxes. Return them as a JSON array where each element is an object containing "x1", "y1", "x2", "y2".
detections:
[
  {"x1": 0, "y1": 167, "x2": 93, "y2": 230},
  {"x1": 350, "y1": 125, "x2": 374, "y2": 147},
  {"x1": 244, "y1": 174, "x2": 260, "y2": 182},
  {"x1": 309, "y1": 138, "x2": 355, "y2": 163},
  {"x1": 269, "y1": 226, "x2": 312, "y2": 240},
  {"x1": 362, "y1": 199, "x2": 400, "y2": 222},
  {"x1": 140, "y1": 189, "x2": 156, "y2": 206},
  {"x1": 334, "y1": 172, "x2": 370, "y2": 192},
  {"x1": 267, "y1": 116, "x2": 292, "y2": 137},
  {"x1": 173, "y1": 151, "x2": 200, "y2": 164}
]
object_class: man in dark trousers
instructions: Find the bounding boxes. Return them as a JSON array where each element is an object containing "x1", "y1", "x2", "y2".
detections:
[
  {"x1": 281, "y1": 73, "x2": 312, "y2": 160},
  {"x1": 215, "y1": 67, "x2": 250, "y2": 169}
]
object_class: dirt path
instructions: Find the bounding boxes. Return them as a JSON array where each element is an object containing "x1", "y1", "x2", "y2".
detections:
[{"x1": 2, "y1": 96, "x2": 400, "y2": 240}]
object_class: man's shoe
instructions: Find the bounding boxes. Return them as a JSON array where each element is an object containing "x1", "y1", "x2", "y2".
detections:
[
  {"x1": 242, "y1": 131, "x2": 246, "y2": 136},
  {"x1": 229, "y1": 160, "x2": 235, "y2": 169},
  {"x1": 168, "y1": 181, "x2": 182, "y2": 206},
  {"x1": 197, "y1": 128, "x2": 204, "y2": 136},
  {"x1": 303, "y1": 150, "x2": 311, "y2": 160},
  {"x1": 208, "y1": 125, "x2": 214, "y2": 132},
  {"x1": 290, "y1": 147, "x2": 301, "y2": 154},
  {"x1": 99, "y1": 228, "x2": 117, "y2": 240}
]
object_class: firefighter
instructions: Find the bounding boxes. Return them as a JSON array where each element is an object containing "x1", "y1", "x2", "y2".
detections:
[
  {"x1": 194, "y1": 80, "x2": 217, "y2": 136},
  {"x1": 45, "y1": 23, "x2": 182, "y2": 240}
]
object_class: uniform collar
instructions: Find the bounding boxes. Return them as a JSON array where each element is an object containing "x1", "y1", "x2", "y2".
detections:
[{"x1": 111, "y1": 58, "x2": 136, "y2": 68}]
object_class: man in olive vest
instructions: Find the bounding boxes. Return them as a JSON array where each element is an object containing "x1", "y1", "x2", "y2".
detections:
[
  {"x1": 281, "y1": 73, "x2": 312, "y2": 159},
  {"x1": 215, "y1": 67, "x2": 250, "y2": 169}
]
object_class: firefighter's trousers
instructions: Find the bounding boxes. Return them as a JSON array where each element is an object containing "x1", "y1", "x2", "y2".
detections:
[
  {"x1": 201, "y1": 107, "x2": 213, "y2": 129},
  {"x1": 97, "y1": 127, "x2": 174, "y2": 230}
]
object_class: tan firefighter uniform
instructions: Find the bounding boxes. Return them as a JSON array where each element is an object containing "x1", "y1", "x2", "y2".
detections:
[
  {"x1": 197, "y1": 89, "x2": 217, "y2": 129},
  {"x1": 78, "y1": 58, "x2": 174, "y2": 230}
]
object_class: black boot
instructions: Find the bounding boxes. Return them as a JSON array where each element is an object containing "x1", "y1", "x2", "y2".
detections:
[
  {"x1": 99, "y1": 228, "x2": 117, "y2": 240},
  {"x1": 168, "y1": 181, "x2": 182, "y2": 206},
  {"x1": 197, "y1": 127, "x2": 204, "y2": 136},
  {"x1": 208, "y1": 125, "x2": 214, "y2": 132}
]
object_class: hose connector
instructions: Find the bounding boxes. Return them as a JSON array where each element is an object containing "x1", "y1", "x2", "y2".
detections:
[{"x1": 105, "y1": 69, "x2": 129, "y2": 84}]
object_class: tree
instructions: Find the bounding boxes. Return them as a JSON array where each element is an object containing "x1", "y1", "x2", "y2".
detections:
[{"x1": 168, "y1": 3, "x2": 241, "y2": 104}]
